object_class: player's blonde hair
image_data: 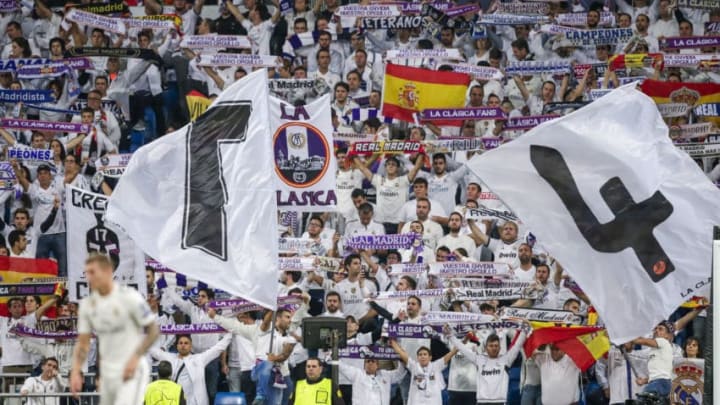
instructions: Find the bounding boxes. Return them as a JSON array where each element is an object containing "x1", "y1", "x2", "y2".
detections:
[{"x1": 85, "y1": 253, "x2": 113, "y2": 270}]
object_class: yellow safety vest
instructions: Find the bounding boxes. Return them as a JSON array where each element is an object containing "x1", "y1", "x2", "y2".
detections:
[
  {"x1": 293, "y1": 378, "x2": 336, "y2": 405},
  {"x1": 144, "y1": 379, "x2": 183, "y2": 405}
]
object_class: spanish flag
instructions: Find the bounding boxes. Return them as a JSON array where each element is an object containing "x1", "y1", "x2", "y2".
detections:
[
  {"x1": 608, "y1": 53, "x2": 663, "y2": 71},
  {"x1": 524, "y1": 322, "x2": 610, "y2": 371},
  {"x1": 640, "y1": 79, "x2": 720, "y2": 127},
  {"x1": 186, "y1": 90, "x2": 212, "y2": 122},
  {"x1": 381, "y1": 63, "x2": 470, "y2": 124},
  {"x1": 0, "y1": 257, "x2": 58, "y2": 317}
]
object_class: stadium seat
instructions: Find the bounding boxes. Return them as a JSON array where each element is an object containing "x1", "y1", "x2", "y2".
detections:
[{"x1": 213, "y1": 392, "x2": 246, "y2": 405}]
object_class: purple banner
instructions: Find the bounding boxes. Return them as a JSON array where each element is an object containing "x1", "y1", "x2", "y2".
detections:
[
  {"x1": 444, "y1": 4, "x2": 480, "y2": 17},
  {"x1": 0, "y1": 0, "x2": 16, "y2": 12},
  {"x1": 160, "y1": 323, "x2": 226, "y2": 334},
  {"x1": 209, "y1": 295, "x2": 302, "y2": 310},
  {"x1": 0, "y1": 283, "x2": 56, "y2": 297},
  {"x1": 0, "y1": 162, "x2": 15, "y2": 191},
  {"x1": 13, "y1": 324, "x2": 77, "y2": 339},
  {"x1": 345, "y1": 233, "x2": 419, "y2": 250},
  {"x1": 0, "y1": 57, "x2": 93, "y2": 72},
  {"x1": 338, "y1": 345, "x2": 400, "y2": 360},
  {"x1": 504, "y1": 115, "x2": 559, "y2": 130},
  {"x1": 482, "y1": 137, "x2": 500, "y2": 150},
  {"x1": 421, "y1": 107, "x2": 506, "y2": 121},
  {"x1": 660, "y1": 36, "x2": 720, "y2": 49},
  {"x1": 706, "y1": 22, "x2": 720, "y2": 33},
  {"x1": 386, "y1": 320, "x2": 526, "y2": 338},
  {"x1": 0, "y1": 118, "x2": 90, "y2": 133}
]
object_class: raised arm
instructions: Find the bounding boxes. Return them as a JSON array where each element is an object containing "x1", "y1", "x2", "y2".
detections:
[
  {"x1": 407, "y1": 153, "x2": 425, "y2": 182},
  {"x1": 352, "y1": 156, "x2": 373, "y2": 181},
  {"x1": 193, "y1": 0, "x2": 206, "y2": 15},
  {"x1": 448, "y1": 334, "x2": 479, "y2": 363},
  {"x1": 11, "y1": 159, "x2": 30, "y2": 192},
  {"x1": 513, "y1": 76, "x2": 531, "y2": 102},
  {"x1": 389, "y1": 338, "x2": 409, "y2": 365},
  {"x1": 226, "y1": 0, "x2": 246, "y2": 23}
]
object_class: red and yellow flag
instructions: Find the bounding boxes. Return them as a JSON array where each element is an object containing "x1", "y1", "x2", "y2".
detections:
[
  {"x1": 524, "y1": 322, "x2": 610, "y2": 371},
  {"x1": 186, "y1": 90, "x2": 212, "y2": 122},
  {"x1": 640, "y1": 79, "x2": 720, "y2": 127},
  {"x1": 0, "y1": 257, "x2": 58, "y2": 317},
  {"x1": 608, "y1": 53, "x2": 663, "y2": 71},
  {"x1": 381, "y1": 64, "x2": 470, "y2": 124}
]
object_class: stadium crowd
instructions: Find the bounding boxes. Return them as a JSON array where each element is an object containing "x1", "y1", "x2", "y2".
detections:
[{"x1": 0, "y1": 0, "x2": 716, "y2": 404}]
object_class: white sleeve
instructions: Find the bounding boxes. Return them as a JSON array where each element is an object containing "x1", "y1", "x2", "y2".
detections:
[{"x1": 127, "y1": 289, "x2": 156, "y2": 328}]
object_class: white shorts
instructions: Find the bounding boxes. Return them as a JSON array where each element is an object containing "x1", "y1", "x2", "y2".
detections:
[{"x1": 99, "y1": 359, "x2": 150, "y2": 405}]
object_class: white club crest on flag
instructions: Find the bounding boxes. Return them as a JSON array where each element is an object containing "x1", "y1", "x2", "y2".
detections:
[
  {"x1": 271, "y1": 95, "x2": 337, "y2": 211},
  {"x1": 467, "y1": 83, "x2": 720, "y2": 343},
  {"x1": 106, "y1": 69, "x2": 279, "y2": 309}
]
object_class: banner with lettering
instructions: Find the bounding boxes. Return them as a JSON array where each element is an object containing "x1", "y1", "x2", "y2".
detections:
[
  {"x1": 64, "y1": 8, "x2": 127, "y2": 35},
  {"x1": 428, "y1": 261, "x2": 510, "y2": 277},
  {"x1": 420, "y1": 107, "x2": 506, "y2": 121},
  {"x1": 0, "y1": 57, "x2": 92, "y2": 73},
  {"x1": 336, "y1": 4, "x2": 401, "y2": 17},
  {"x1": 0, "y1": 258, "x2": 58, "y2": 317},
  {"x1": 660, "y1": 36, "x2": 720, "y2": 50},
  {"x1": 0, "y1": 118, "x2": 88, "y2": 133},
  {"x1": 68, "y1": 1, "x2": 128, "y2": 15},
  {"x1": 66, "y1": 186, "x2": 146, "y2": 300},
  {"x1": 270, "y1": 95, "x2": 336, "y2": 212},
  {"x1": 362, "y1": 15, "x2": 426, "y2": 29},
  {"x1": 504, "y1": 115, "x2": 559, "y2": 131},
  {"x1": 0, "y1": 162, "x2": 15, "y2": 190},
  {"x1": 499, "y1": 306, "x2": 584, "y2": 325},
  {"x1": 657, "y1": 102, "x2": 690, "y2": 117},
  {"x1": 94, "y1": 153, "x2": 132, "y2": 178},
  {"x1": 677, "y1": 0, "x2": 718, "y2": 9},
  {"x1": 676, "y1": 142, "x2": 720, "y2": 157},
  {"x1": 180, "y1": 35, "x2": 252, "y2": 50},
  {"x1": 16, "y1": 63, "x2": 71, "y2": 80},
  {"x1": 339, "y1": 344, "x2": 400, "y2": 359},
  {"x1": 0, "y1": 0, "x2": 15, "y2": 12},
  {"x1": 348, "y1": 140, "x2": 425, "y2": 156},
  {"x1": 0, "y1": 90, "x2": 54, "y2": 103},
  {"x1": 440, "y1": 63, "x2": 503, "y2": 80},
  {"x1": 7, "y1": 147, "x2": 53, "y2": 166},
  {"x1": 564, "y1": 28, "x2": 634, "y2": 46},
  {"x1": 196, "y1": 54, "x2": 281, "y2": 67},
  {"x1": 640, "y1": 79, "x2": 720, "y2": 127}
]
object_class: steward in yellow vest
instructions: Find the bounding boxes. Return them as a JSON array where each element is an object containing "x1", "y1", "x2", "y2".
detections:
[
  {"x1": 289, "y1": 358, "x2": 344, "y2": 405},
  {"x1": 145, "y1": 361, "x2": 186, "y2": 405}
]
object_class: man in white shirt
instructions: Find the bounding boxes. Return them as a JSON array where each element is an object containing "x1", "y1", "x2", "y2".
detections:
[
  {"x1": 472, "y1": 221, "x2": 523, "y2": 268},
  {"x1": 14, "y1": 163, "x2": 68, "y2": 277},
  {"x1": 398, "y1": 178, "x2": 447, "y2": 229},
  {"x1": 71, "y1": 254, "x2": 160, "y2": 405},
  {"x1": 448, "y1": 325, "x2": 528, "y2": 404},
  {"x1": 20, "y1": 357, "x2": 65, "y2": 405},
  {"x1": 420, "y1": 154, "x2": 468, "y2": 215},
  {"x1": 399, "y1": 198, "x2": 444, "y2": 252},
  {"x1": 632, "y1": 321, "x2": 674, "y2": 397},
  {"x1": 533, "y1": 345, "x2": 581, "y2": 405},
  {"x1": 321, "y1": 291, "x2": 345, "y2": 318},
  {"x1": 1, "y1": 296, "x2": 37, "y2": 394},
  {"x1": 8, "y1": 230, "x2": 32, "y2": 258},
  {"x1": 338, "y1": 357, "x2": 406, "y2": 405},
  {"x1": 344, "y1": 203, "x2": 385, "y2": 239},
  {"x1": 1, "y1": 209, "x2": 37, "y2": 257},
  {"x1": 437, "y1": 212, "x2": 477, "y2": 258},
  {"x1": 511, "y1": 243, "x2": 536, "y2": 281},
  {"x1": 149, "y1": 334, "x2": 233, "y2": 405},
  {"x1": 335, "y1": 254, "x2": 374, "y2": 323}
]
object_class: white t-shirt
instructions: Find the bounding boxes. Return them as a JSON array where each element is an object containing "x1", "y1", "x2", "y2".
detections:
[
  {"x1": 0, "y1": 314, "x2": 36, "y2": 366},
  {"x1": 335, "y1": 279, "x2": 373, "y2": 319},
  {"x1": 423, "y1": 170, "x2": 466, "y2": 215},
  {"x1": 400, "y1": 219, "x2": 444, "y2": 252},
  {"x1": 647, "y1": 337, "x2": 673, "y2": 380},
  {"x1": 535, "y1": 351, "x2": 581, "y2": 405},
  {"x1": 399, "y1": 198, "x2": 447, "y2": 223},
  {"x1": 437, "y1": 233, "x2": 477, "y2": 257},
  {"x1": 28, "y1": 180, "x2": 64, "y2": 235},
  {"x1": 336, "y1": 169, "x2": 364, "y2": 219},
  {"x1": 371, "y1": 174, "x2": 410, "y2": 223},
  {"x1": 511, "y1": 265, "x2": 536, "y2": 282},
  {"x1": 77, "y1": 284, "x2": 155, "y2": 376},
  {"x1": 242, "y1": 19, "x2": 276, "y2": 56},
  {"x1": 485, "y1": 238, "x2": 522, "y2": 269},
  {"x1": 407, "y1": 358, "x2": 446, "y2": 405},
  {"x1": 447, "y1": 339, "x2": 478, "y2": 392}
]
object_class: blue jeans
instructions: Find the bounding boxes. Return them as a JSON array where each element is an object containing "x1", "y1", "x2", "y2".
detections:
[
  {"x1": 521, "y1": 384, "x2": 542, "y2": 405},
  {"x1": 644, "y1": 378, "x2": 671, "y2": 396},
  {"x1": 251, "y1": 360, "x2": 283, "y2": 404},
  {"x1": 36, "y1": 233, "x2": 66, "y2": 278}
]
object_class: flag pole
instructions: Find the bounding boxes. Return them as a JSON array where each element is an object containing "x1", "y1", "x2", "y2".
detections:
[{"x1": 704, "y1": 226, "x2": 718, "y2": 403}]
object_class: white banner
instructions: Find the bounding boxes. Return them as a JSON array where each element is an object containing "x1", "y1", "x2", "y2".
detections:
[
  {"x1": 180, "y1": 35, "x2": 252, "y2": 49},
  {"x1": 467, "y1": 83, "x2": 720, "y2": 343},
  {"x1": 106, "y1": 70, "x2": 279, "y2": 309},
  {"x1": 67, "y1": 186, "x2": 146, "y2": 301},
  {"x1": 499, "y1": 306, "x2": 583, "y2": 324},
  {"x1": 428, "y1": 261, "x2": 510, "y2": 277},
  {"x1": 122, "y1": 17, "x2": 176, "y2": 30},
  {"x1": 450, "y1": 287, "x2": 534, "y2": 301},
  {"x1": 385, "y1": 48, "x2": 463, "y2": 61},
  {"x1": 465, "y1": 207, "x2": 519, "y2": 222},
  {"x1": 388, "y1": 263, "x2": 428, "y2": 275},
  {"x1": 657, "y1": 102, "x2": 689, "y2": 117},
  {"x1": 196, "y1": 54, "x2": 281, "y2": 67},
  {"x1": 336, "y1": 4, "x2": 400, "y2": 17},
  {"x1": 676, "y1": 142, "x2": 720, "y2": 157},
  {"x1": 421, "y1": 311, "x2": 495, "y2": 325},
  {"x1": 95, "y1": 153, "x2": 132, "y2": 178},
  {"x1": 663, "y1": 53, "x2": 720, "y2": 68},
  {"x1": 270, "y1": 95, "x2": 337, "y2": 212},
  {"x1": 65, "y1": 9, "x2": 127, "y2": 35},
  {"x1": 371, "y1": 288, "x2": 446, "y2": 301}
]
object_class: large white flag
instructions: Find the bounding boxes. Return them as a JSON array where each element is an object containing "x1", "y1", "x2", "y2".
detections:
[
  {"x1": 467, "y1": 84, "x2": 720, "y2": 343},
  {"x1": 66, "y1": 186, "x2": 146, "y2": 301},
  {"x1": 270, "y1": 95, "x2": 337, "y2": 211},
  {"x1": 106, "y1": 69, "x2": 279, "y2": 309}
]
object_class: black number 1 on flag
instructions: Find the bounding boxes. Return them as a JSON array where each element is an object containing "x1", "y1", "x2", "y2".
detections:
[
  {"x1": 530, "y1": 145, "x2": 675, "y2": 282},
  {"x1": 182, "y1": 101, "x2": 252, "y2": 261}
]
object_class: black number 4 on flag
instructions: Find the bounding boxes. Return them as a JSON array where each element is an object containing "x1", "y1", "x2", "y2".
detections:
[{"x1": 530, "y1": 145, "x2": 675, "y2": 282}]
